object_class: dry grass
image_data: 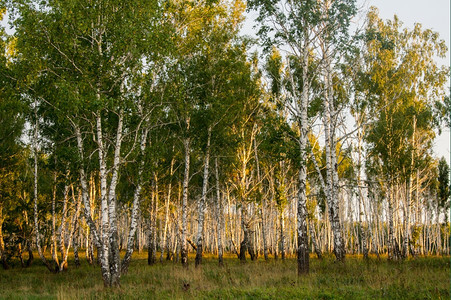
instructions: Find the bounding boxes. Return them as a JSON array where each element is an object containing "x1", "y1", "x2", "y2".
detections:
[{"x1": 0, "y1": 252, "x2": 449, "y2": 299}]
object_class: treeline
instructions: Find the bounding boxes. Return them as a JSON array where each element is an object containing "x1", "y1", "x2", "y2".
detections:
[{"x1": 0, "y1": 0, "x2": 449, "y2": 287}]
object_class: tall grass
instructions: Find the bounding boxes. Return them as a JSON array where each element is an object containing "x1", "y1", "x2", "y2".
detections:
[{"x1": 0, "y1": 253, "x2": 448, "y2": 299}]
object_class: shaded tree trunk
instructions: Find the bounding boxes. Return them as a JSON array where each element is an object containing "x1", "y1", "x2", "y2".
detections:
[
  {"x1": 181, "y1": 134, "x2": 191, "y2": 267},
  {"x1": 289, "y1": 47, "x2": 310, "y2": 274},
  {"x1": 254, "y1": 138, "x2": 268, "y2": 261},
  {"x1": 122, "y1": 127, "x2": 148, "y2": 274},
  {"x1": 323, "y1": 55, "x2": 345, "y2": 262},
  {"x1": 239, "y1": 208, "x2": 249, "y2": 262},
  {"x1": 195, "y1": 127, "x2": 211, "y2": 267},
  {"x1": 214, "y1": 158, "x2": 224, "y2": 266},
  {"x1": 309, "y1": 221, "x2": 322, "y2": 259},
  {"x1": 33, "y1": 104, "x2": 56, "y2": 273}
]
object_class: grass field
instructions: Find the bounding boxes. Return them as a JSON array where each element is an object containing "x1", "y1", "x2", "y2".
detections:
[{"x1": 0, "y1": 252, "x2": 449, "y2": 299}]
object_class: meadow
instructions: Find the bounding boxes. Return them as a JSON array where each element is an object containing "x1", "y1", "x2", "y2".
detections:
[{"x1": 0, "y1": 253, "x2": 449, "y2": 299}]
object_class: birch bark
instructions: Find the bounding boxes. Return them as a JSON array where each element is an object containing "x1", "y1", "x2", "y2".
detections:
[
  {"x1": 295, "y1": 42, "x2": 310, "y2": 275},
  {"x1": 161, "y1": 155, "x2": 175, "y2": 262},
  {"x1": 33, "y1": 103, "x2": 55, "y2": 273},
  {"x1": 195, "y1": 127, "x2": 211, "y2": 266},
  {"x1": 107, "y1": 110, "x2": 124, "y2": 286},
  {"x1": 96, "y1": 111, "x2": 112, "y2": 285},
  {"x1": 254, "y1": 137, "x2": 268, "y2": 261},
  {"x1": 214, "y1": 158, "x2": 224, "y2": 265},
  {"x1": 181, "y1": 134, "x2": 191, "y2": 267},
  {"x1": 323, "y1": 54, "x2": 345, "y2": 262},
  {"x1": 121, "y1": 127, "x2": 148, "y2": 274}
]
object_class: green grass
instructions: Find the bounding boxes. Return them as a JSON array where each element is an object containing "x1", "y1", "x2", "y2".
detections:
[{"x1": 0, "y1": 253, "x2": 449, "y2": 299}]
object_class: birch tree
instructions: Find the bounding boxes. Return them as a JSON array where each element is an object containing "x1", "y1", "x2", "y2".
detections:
[
  {"x1": 315, "y1": 0, "x2": 357, "y2": 262},
  {"x1": 12, "y1": 0, "x2": 165, "y2": 286},
  {"x1": 248, "y1": 0, "x2": 323, "y2": 275},
  {"x1": 361, "y1": 7, "x2": 448, "y2": 260}
]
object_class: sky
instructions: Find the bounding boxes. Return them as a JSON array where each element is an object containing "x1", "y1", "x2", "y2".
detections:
[{"x1": 242, "y1": 0, "x2": 450, "y2": 164}]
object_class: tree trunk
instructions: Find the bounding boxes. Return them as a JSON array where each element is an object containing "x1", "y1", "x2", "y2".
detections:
[
  {"x1": 73, "y1": 221, "x2": 80, "y2": 268},
  {"x1": 152, "y1": 176, "x2": 158, "y2": 264},
  {"x1": 254, "y1": 138, "x2": 268, "y2": 261},
  {"x1": 195, "y1": 127, "x2": 211, "y2": 267},
  {"x1": 356, "y1": 122, "x2": 369, "y2": 259},
  {"x1": 161, "y1": 155, "x2": 175, "y2": 263},
  {"x1": 309, "y1": 221, "x2": 322, "y2": 259},
  {"x1": 387, "y1": 186, "x2": 400, "y2": 260},
  {"x1": 122, "y1": 127, "x2": 148, "y2": 274},
  {"x1": 95, "y1": 112, "x2": 112, "y2": 286},
  {"x1": 323, "y1": 55, "x2": 345, "y2": 262},
  {"x1": 148, "y1": 182, "x2": 157, "y2": 266},
  {"x1": 181, "y1": 134, "x2": 191, "y2": 267},
  {"x1": 33, "y1": 104, "x2": 56, "y2": 273},
  {"x1": 51, "y1": 170, "x2": 60, "y2": 268},
  {"x1": 60, "y1": 188, "x2": 82, "y2": 271},
  {"x1": 289, "y1": 46, "x2": 310, "y2": 274},
  {"x1": 239, "y1": 207, "x2": 249, "y2": 262},
  {"x1": 58, "y1": 184, "x2": 70, "y2": 264},
  {"x1": 402, "y1": 178, "x2": 412, "y2": 258},
  {"x1": 106, "y1": 109, "x2": 124, "y2": 286},
  {"x1": 0, "y1": 204, "x2": 8, "y2": 269},
  {"x1": 280, "y1": 210, "x2": 285, "y2": 260},
  {"x1": 214, "y1": 158, "x2": 224, "y2": 266}
]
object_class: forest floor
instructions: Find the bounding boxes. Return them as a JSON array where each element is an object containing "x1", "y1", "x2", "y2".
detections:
[{"x1": 0, "y1": 252, "x2": 448, "y2": 299}]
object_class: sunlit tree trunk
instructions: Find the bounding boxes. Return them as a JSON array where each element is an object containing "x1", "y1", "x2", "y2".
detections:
[
  {"x1": 0, "y1": 203, "x2": 7, "y2": 269},
  {"x1": 51, "y1": 169, "x2": 60, "y2": 268},
  {"x1": 161, "y1": 155, "x2": 175, "y2": 263}
]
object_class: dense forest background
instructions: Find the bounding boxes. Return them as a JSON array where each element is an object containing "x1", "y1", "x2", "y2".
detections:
[{"x1": 0, "y1": 0, "x2": 449, "y2": 288}]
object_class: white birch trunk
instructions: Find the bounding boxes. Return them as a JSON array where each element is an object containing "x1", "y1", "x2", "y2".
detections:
[
  {"x1": 181, "y1": 134, "x2": 191, "y2": 267},
  {"x1": 96, "y1": 111, "x2": 111, "y2": 286},
  {"x1": 195, "y1": 127, "x2": 211, "y2": 266},
  {"x1": 121, "y1": 127, "x2": 148, "y2": 274},
  {"x1": 323, "y1": 54, "x2": 345, "y2": 262},
  {"x1": 33, "y1": 103, "x2": 55, "y2": 273},
  {"x1": 60, "y1": 190, "x2": 82, "y2": 271},
  {"x1": 74, "y1": 124, "x2": 101, "y2": 248},
  {"x1": 254, "y1": 137, "x2": 268, "y2": 261},
  {"x1": 295, "y1": 46, "x2": 310, "y2": 274},
  {"x1": 51, "y1": 170, "x2": 59, "y2": 267},
  {"x1": 214, "y1": 158, "x2": 224, "y2": 265},
  {"x1": 58, "y1": 184, "x2": 70, "y2": 263},
  {"x1": 161, "y1": 156, "x2": 175, "y2": 262},
  {"x1": 106, "y1": 110, "x2": 124, "y2": 286}
]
